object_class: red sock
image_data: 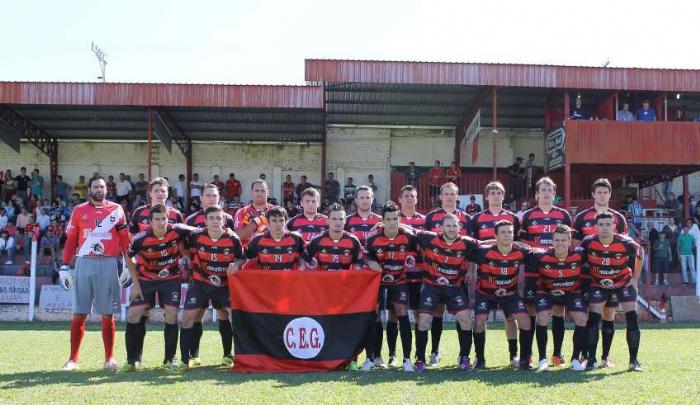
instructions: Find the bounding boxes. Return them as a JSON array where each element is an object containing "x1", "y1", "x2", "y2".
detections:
[
  {"x1": 70, "y1": 314, "x2": 87, "y2": 361},
  {"x1": 101, "y1": 316, "x2": 116, "y2": 361}
]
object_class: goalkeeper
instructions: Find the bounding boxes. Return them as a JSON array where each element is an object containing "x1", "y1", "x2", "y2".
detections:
[{"x1": 233, "y1": 179, "x2": 272, "y2": 247}]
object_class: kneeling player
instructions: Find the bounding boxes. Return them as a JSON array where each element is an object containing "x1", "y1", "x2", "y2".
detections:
[
  {"x1": 528, "y1": 225, "x2": 588, "y2": 371},
  {"x1": 179, "y1": 206, "x2": 245, "y2": 370},
  {"x1": 472, "y1": 220, "x2": 534, "y2": 371}
]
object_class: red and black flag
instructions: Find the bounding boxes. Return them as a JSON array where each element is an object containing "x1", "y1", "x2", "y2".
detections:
[{"x1": 229, "y1": 269, "x2": 380, "y2": 372}]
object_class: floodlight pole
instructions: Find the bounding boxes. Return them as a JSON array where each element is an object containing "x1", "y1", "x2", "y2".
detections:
[{"x1": 91, "y1": 42, "x2": 107, "y2": 82}]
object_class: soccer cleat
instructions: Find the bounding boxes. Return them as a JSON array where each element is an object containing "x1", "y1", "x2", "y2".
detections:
[
  {"x1": 414, "y1": 360, "x2": 426, "y2": 373},
  {"x1": 222, "y1": 355, "x2": 234, "y2": 366},
  {"x1": 510, "y1": 356, "x2": 520, "y2": 369},
  {"x1": 600, "y1": 358, "x2": 615, "y2": 368},
  {"x1": 360, "y1": 359, "x2": 375, "y2": 372},
  {"x1": 61, "y1": 360, "x2": 78, "y2": 371},
  {"x1": 177, "y1": 363, "x2": 191, "y2": 372},
  {"x1": 519, "y1": 361, "x2": 534, "y2": 371},
  {"x1": 347, "y1": 361, "x2": 359, "y2": 371},
  {"x1": 190, "y1": 357, "x2": 202, "y2": 367},
  {"x1": 428, "y1": 352, "x2": 441, "y2": 367},
  {"x1": 458, "y1": 356, "x2": 473, "y2": 372},
  {"x1": 402, "y1": 358, "x2": 415, "y2": 372},
  {"x1": 103, "y1": 358, "x2": 119, "y2": 371},
  {"x1": 628, "y1": 361, "x2": 643, "y2": 372},
  {"x1": 550, "y1": 355, "x2": 565, "y2": 367},
  {"x1": 571, "y1": 359, "x2": 586, "y2": 371},
  {"x1": 536, "y1": 359, "x2": 549, "y2": 372},
  {"x1": 162, "y1": 359, "x2": 179, "y2": 371},
  {"x1": 473, "y1": 358, "x2": 486, "y2": 371},
  {"x1": 373, "y1": 357, "x2": 388, "y2": 369},
  {"x1": 585, "y1": 361, "x2": 598, "y2": 371},
  {"x1": 387, "y1": 355, "x2": 399, "y2": 368},
  {"x1": 120, "y1": 362, "x2": 142, "y2": 373}
]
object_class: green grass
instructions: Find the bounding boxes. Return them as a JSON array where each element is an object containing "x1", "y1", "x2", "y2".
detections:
[{"x1": 1, "y1": 321, "x2": 699, "y2": 404}]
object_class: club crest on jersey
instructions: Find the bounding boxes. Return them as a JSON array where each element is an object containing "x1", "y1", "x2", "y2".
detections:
[
  {"x1": 600, "y1": 279, "x2": 614, "y2": 288},
  {"x1": 208, "y1": 275, "x2": 222, "y2": 287},
  {"x1": 158, "y1": 269, "x2": 170, "y2": 279},
  {"x1": 382, "y1": 274, "x2": 395, "y2": 283},
  {"x1": 91, "y1": 242, "x2": 105, "y2": 254},
  {"x1": 495, "y1": 288, "x2": 508, "y2": 297}
]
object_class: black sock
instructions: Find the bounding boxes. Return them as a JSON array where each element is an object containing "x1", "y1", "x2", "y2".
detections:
[
  {"x1": 474, "y1": 331, "x2": 486, "y2": 361},
  {"x1": 125, "y1": 322, "x2": 139, "y2": 365},
  {"x1": 373, "y1": 322, "x2": 384, "y2": 359},
  {"x1": 386, "y1": 321, "x2": 398, "y2": 357},
  {"x1": 587, "y1": 312, "x2": 602, "y2": 363},
  {"x1": 416, "y1": 329, "x2": 428, "y2": 362},
  {"x1": 552, "y1": 316, "x2": 565, "y2": 357},
  {"x1": 180, "y1": 327, "x2": 193, "y2": 364},
  {"x1": 164, "y1": 323, "x2": 178, "y2": 363},
  {"x1": 508, "y1": 338, "x2": 518, "y2": 359},
  {"x1": 625, "y1": 311, "x2": 640, "y2": 363},
  {"x1": 398, "y1": 316, "x2": 412, "y2": 361},
  {"x1": 137, "y1": 316, "x2": 148, "y2": 362},
  {"x1": 191, "y1": 322, "x2": 203, "y2": 358},
  {"x1": 519, "y1": 328, "x2": 533, "y2": 366},
  {"x1": 430, "y1": 317, "x2": 443, "y2": 355},
  {"x1": 601, "y1": 320, "x2": 615, "y2": 360},
  {"x1": 457, "y1": 325, "x2": 473, "y2": 358},
  {"x1": 529, "y1": 316, "x2": 537, "y2": 344},
  {"x1": 536, "y1": 324, "x2": 548, "y2": 361},
  {"x1": 573, "y1": 326, "x2": 587, "y2": 361},
  {"x1": 218, "y1": 319, "x2": 233, "y2": 357}
]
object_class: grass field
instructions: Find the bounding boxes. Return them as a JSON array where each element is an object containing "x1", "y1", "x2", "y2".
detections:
[{"x1": 1, "y1": 321, "x2": 699, "y2": 404}]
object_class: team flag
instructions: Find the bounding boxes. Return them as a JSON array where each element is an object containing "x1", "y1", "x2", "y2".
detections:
[{"x1": 229, "y1": 269, "x2": 380, "y2": 372}]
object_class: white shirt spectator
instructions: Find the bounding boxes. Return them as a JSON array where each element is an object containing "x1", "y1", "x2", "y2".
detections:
[
  {"x1": 190, "y1": 180, "x2": 203, "y2": 198},
  {"x1": 16, "y1": 212, "x2": 31, "y2": 230},
  {"x1": 174, "y1": 180, "x2": 186, "y2": 198},
  {"x1": 116, "y1": 180, "x2": 132, "y2": 197},
  {"x1": 616, "y1": 110, "x2": 634, "y2": 122},
  {"x1": 37, "y1": 213, "x2": 50, "y2": 230},
  {"x1": 0, "y1": 235, "x2": 14, "y2": 252},
  {"x1": 0, "y1": 213, "x2": 7, "y2": 230}
]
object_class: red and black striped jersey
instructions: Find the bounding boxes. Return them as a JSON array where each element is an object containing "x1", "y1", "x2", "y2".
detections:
[
  {"x1": 286, "y1": 213, "x2": 328, "y2": 243},
  {"x1": 580, "y1": 234, "x2": 639, "y2": 289},
  {"x1": 365, "y1": 229, "x2": 419, "y2": 286},
  {"x1": 472, "y1": 244, "x2": 531, "y2": 298},
  {"x1": 526, "y1": 247, "x2": 586, "y2": 294},
  {"x1": 187, "y1": 229, "x2": 244, "y2": 287},
  {"x1": 519, "y1": 206, "x2": 572, "y2": 248},
  {"x1": 185, "y1": 209, "x2": 235, "y2": 229},
  {"x1": 400, "y1": 211, "x2": 426, "y2": 283},
  {"x1": 129, "y1": 204, "x2": 183, "y2": 234},
  {"x1": 129, "y1": 224, "x2": 190, "y2": 281},
  {"x1": 399, "y1": 211, "x2": 426, "y2": 230},
  {"x1": 345, "y1": 212, "x2": 382, "y2": 246},
  {"x1": 303, "y1": 231, "x2": 363, "y2": 271},
  {"x1": 416, "y1": 231, "x2": 479, "y2": 287},
  {"x1": 470, "y1": 209, "x2": 520, "y2": 241},
  {"x1": 424, "y1": 208, "x2": 471, "y2": 236},
  {"x1": 573, "y1": 207, "x2": 627, "y2": 240},
  {"x1": 245, "y1": 231, "x2": 305, "y2": 271}
]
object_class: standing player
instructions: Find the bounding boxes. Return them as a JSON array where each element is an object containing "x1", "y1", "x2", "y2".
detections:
[
  {"x1": 304, "y1": 203, "x2": 364, "y2": 272},
  {"x1": 179, "y1": 206, "x2": 245, "y2": 370},
  {"x1": 520, "y1": 177, "x2": 572, "y2": 365},
  {"x1": 470, "y1": 181, "x2": 522, "y2": 367},
  {"x1": 245, "y1": 206, "x2": 306, "y2": 271},
  {"x1": 59, "y1": 176, "x2": 130, "y2": 371},
  {"x1": 423, "y1": 182, "x2": 471, "y2": 367},
  {"x1": 528, "y1": 225, "x2": 588, "y2": 372},
  {"x1": 573, "y1": 178, "x2": 627, "y2": 368},
  {"x1": 414, "y1": 214, "x2": 480, "y2": 372},
  {"x1": 471, "y1": 220, "x2": 534, "y2": 371},
  {"x1": 234, "y1": 179, "x2": 273, "y2": 246},
  {"x1": 286, "y1": 188, "x2": 328, "y2": 243},
  {"x1": 365, "y1": 201, "x2": 419, "y2": 372},
  {"x1": 581, "y1": 211, "x2": 643, "y2": 371},
  {"x1": 123, "y1": 204, "x2": 191, "y2": 371}
]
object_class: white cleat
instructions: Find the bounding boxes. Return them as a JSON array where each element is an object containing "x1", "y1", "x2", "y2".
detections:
[
  {"x1": 402, "y1": 358, "x2": 415, "y2": 372},
  {"x1": 373, "y1": 357, "x2": 388, "y2": 369},
  {"x1": 510, "y1": 356, "x2": 520, "y2": 369},
  {"x1": 600, "y1": 358, "x2": 615, "y2": 368},
  {"x1": 428, "y1": 352, "x2": 441, "y2": 367},
  {"x1": 536, "y1": 359, "x2": 549, "y2": 372},
  {"x1": 571, "y1": 359, "x2": 586, "y2": 371},
  {"x1": 387, "y1": 355, "x2": 399, "y2": 368},
  {"x1": 103, "y1": 358, "x2": 118, "y2": 371},
  {"x1": 360, "y1": 359, "x2": 375, "y2": 372},
  {"x1": 61, "y1": 360, "x2": 78, "y2": 371}
]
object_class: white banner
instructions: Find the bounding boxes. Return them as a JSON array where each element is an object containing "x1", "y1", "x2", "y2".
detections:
[
  {"x1": 0, "y1": 276, "x2": 31, "y2": 303},
  {"x1": 39, "y1": 285, "x2": 72, "y2": 312},
  {"x1": 464, "y1": 109, "x2": 481, "y2": 145}
]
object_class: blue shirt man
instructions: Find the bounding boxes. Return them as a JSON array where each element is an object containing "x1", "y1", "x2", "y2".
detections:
[{"x1": 635, "y1": 100, "x2": 657, "y2": 121}]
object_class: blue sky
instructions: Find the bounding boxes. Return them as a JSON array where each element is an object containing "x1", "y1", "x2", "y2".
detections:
[{"x1": 2, "y1": 0, "x2": 698, "y2": 84}]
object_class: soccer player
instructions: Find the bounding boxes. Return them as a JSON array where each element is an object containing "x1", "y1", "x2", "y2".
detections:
[
  {"x1": 365, "y1": 201, "x2": 419, "y2": 372},
  {"x1": 423, "y1": 182, "x2": 471, "y2": 367},
  {"x1": 60, "y1": 176, "x2": 130, "y2": 371},
  {"x1": 414, "y1": 214, "x2": 480, "y2": 373},
  {"x1": 304, "y1": 203, "x2": 364, "y2": 272},
  {"x1": 573, "y1": 178, "x2": 627, "y2": 368},
  {"x1": 123, "y1": 204, "x2": 191, "y2": 371},
  {"x1": 234, "y1": 179, "x2": 273, "y2": 246},
  {"x1": 581, "y1": 211, "x2": 643, "y2": 371},
  {"x1": 245, "y1": 206, "x2": 305, "y2": 271},
  {"x1": 472, "y1": 220, "x2": 534, "y2": 371},
  {"x1": 179, "y1": 206, "x2": 245, "y2": 370},
  {"x1": 520, "y1": 176, "x2": 572, "y2": 366},
  {"x1": 345, "y1": 185, "x2": 382, "y2": 246},
  {"x1": 470, "y1": 181, "x2": 522, "y2": 367},
  {"x1": 528, "y1": 224, "x2": 588, "y2": 371},
  {"x1": 286, "y1": 188, "x2": 328, "y2": 243}
]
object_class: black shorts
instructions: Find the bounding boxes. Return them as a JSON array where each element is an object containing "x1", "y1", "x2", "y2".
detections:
[
  {"x1": 418, "y1": 283, "x2": 469, "y2": 314},
  {"x1": 183, "y1": 279, "x2": 230, "y2": 310},
  {"x1": 407, "y1": 282, "x2": 422, "y2": 311},
  {"x1": 130, "y1": 279, "x2": 181, "y2": 308},
  {"x1": 535, "y1": 292, "x2": 586, "y2": 313},
  {"x1": 589, "y1": 285, "x2": 637, "y2": 305},
  {"x1": 474, "y1": 293, "x2": 527, "y2": 317},
  {"x1": 378, "y1": 284, "x2": 409, "y2": 310}
]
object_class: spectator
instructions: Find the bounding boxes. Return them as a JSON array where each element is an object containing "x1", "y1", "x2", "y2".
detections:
[
  {"x1": 20, "y1": 214, "x2": 38, "y2": 258},
  {"x1": 295, "y1": 175, "x2": 316, "y2": 203},
  {"x1": 211, "y1": 175, "x2": 224, "y2": 195},
  {"x1": 54, "y1": 175, "x2": 70, "y2": 201},
  {"x1": 324, "y1": 172, "x2": 340, "y2": 203},
  {"x1": 16, "y1": 207, "x2": 30, "y2": 231},
  {"x1": 259, "y1": 173, "x2": 267, "y2": 181},
  {"x1": 36, "y1": 208, "x2": 50, "y2": 231},
  {"x1": 15, "y1": 167, "x2": 30, "y2": 201},
  {"x1": 616, "y1": 102, "x2": 635, "y2": 121},
  {"x1": 39, "y1": 232, "x2": 56, "y2": 266},
  {"x1": 134, "y1": 173, "x2": 148, "y2": 202},
  {"x1": 189, "y1": 173, "x2": 203, "y2": 205},
  {"x1": 628, "y1": 196, "x2": 643, "y2": 230},
  {"x1": 516, "y1": 201, "x2": 529, "y2": 221},
  {"x1": 635, "y1": 99, "x2": 657, "y2": 121},
  {"x1": 29, "y1": 169, "x2": 44, "y2": 200},
  {"x1": 690, "y1": 196, "x2": 697, "y2": 218},
  {"x1": 652, "y1": 232, "x2": 672, "y2": 285},
  {"x1": 677, "y1": 224, "x2": 696, "y2": 286},
  {"x1": 282, "y1": 175, "x2": 295, "y2": 205},
  {"x1": 73, "y1": 175, "x2": 88, "y2": 200},
  {"x1": 0, "y1": 207, "x2": 7, "y2": 230},
  {"x1": 508, "y1": 157, "x2": 525, "y2": 202},
  {"x1": 224, "y1": 173, "x2": 241, "y2": 203},
  {"x1": 105, "y1": 175, "x2": 117, "y2": 201},
  {"x1": 465, "y1": 195, "x2": 481, "y2": 215},
  {"x1": 663, "y1": 217, "x2": 680, "y2": 268},
  {"x1": 0, "y1": 230, "x2": 15, "y2": 264},
  {"x1": 524, "y1": 153, "x2": 537, "y2": 194},
  {"x1": 569, "y1": 96, "x2": 588, "y2": 120},
  {"x1": 445, "y1": 161, "x2": 461, "y2": 184},
  {"x1": 2, "y1": 170, "x2": 17, "y2": 202},
  {"x1": 344, "y1": 177, "x2": 356, "y2": 205},
  {"x1": 114, "y1": 173, "x2": 131, "y2": 203},
  {"x1": 174, "y1": 174, "x2": 187, "y2": 207},
  {"x1": 647, "y1": 222, "x2": 659, "y2": 245},
  {"x1": 428, "y1": 160, "x2": 444, "y2": 207},
  {"x1": 405, "y1": 161, "x2": 420, "y2": 187}
]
